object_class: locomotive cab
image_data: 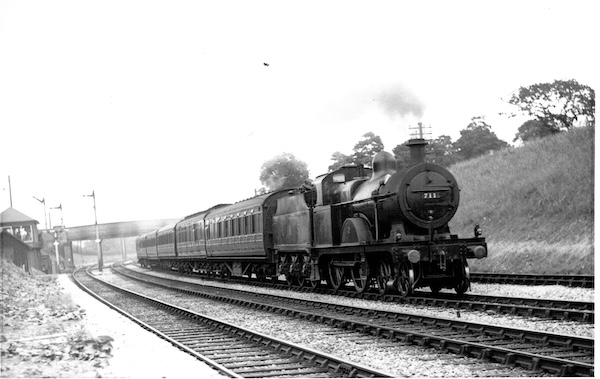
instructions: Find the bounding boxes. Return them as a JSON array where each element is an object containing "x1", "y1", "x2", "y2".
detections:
[{"x1": 311, "y1": 165, "x2": 372, "y2": 246}]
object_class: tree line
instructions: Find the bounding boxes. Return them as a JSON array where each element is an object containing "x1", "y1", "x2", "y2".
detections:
[{"x1": 259, "y1": 79, "x2": 595, "y2": 192}]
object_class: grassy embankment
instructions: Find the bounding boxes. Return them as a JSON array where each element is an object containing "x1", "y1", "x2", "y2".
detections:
[
  {"x1": 448, "y1": 126, "x2": 594, "y2": 275},
  {"x1": 74, "y1": 129, "x2": 593, "y2": 275}
]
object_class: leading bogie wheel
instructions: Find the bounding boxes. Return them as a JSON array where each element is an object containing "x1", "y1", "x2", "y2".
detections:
[
  {"x1": 455, "y1": 278, "x2": 469, "y2": 295},
  {"x1": 454, "y1": 259, "x2": 470, "y2": 295},
  {"x1": 397, "y1": 263, "x2": 414, "y2": 297}
]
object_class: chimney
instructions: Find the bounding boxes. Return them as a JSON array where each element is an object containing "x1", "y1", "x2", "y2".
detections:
[
  {"x1": 406, "y1": 138, "x2": 427, "y2": 165},
  {"x1": 406, "y1": 122, "x2": 428, "y2": 165}
]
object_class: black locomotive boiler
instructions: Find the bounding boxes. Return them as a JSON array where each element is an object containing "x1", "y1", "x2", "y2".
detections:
[{"x1": 136, "y1": 138, "x2": 487, "y2": 296}]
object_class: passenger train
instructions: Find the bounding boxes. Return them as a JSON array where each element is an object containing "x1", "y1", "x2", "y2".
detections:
[{"x1": 136, "y1": 138, "x2": 487, "y2": 296}]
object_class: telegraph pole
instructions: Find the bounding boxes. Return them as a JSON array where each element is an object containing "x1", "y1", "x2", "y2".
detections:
[
  {"x1": 8, "y1": 176, "x2": 13, "y2": 207},
  {"x1": 84, "y1": 191, "x2": 103, "y2": 273}
]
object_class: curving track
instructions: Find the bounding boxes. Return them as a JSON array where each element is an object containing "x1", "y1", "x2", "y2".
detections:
[
  {"x1": 114, "y1": 262, "x2": 594, "y2": 377},
  {"x1": 72, "y1": 265, "x2": 394, "y2": 378}
]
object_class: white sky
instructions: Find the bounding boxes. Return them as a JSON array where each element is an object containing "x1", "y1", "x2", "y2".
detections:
[{"x1": 1, "y1": 0, "x2": 598, "y2": 228}]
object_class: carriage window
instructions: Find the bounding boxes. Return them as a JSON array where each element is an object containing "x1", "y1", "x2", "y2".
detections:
[
  {"x1": 253, "y1": 213, "x2": 261, "y2": 233},
  {"x1": 258, "y1": 213, "x2": 262, "y2": 233},
  {"x1": 245, "y1": 216, "x2": 251, "y2": 234},
  {"x1": 194, "y1": 223, "x2": 202, "y2": 241}
]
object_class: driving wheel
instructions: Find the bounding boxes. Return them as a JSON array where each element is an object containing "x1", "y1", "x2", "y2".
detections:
[
  {"x1": 351, "y1": 261, "x2": 370, "y2": 293},
  {"x1": 328, "y1": 261, "x2": 345, "y2": 291}
]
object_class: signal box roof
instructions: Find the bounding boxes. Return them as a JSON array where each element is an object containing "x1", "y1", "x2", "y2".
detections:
[{"x1": 0, "y1": 207, "x2": 39, "y2": 226}]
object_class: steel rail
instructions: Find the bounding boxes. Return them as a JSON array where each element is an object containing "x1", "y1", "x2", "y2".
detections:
[
  {"x1": 470, "y1": 273, "x2": 594, "y2": 288},
  {"x1": 139, "y1": 262, "x2": 594, "y2": 323},
  {"x1": 72, "y1": 265, "x2": 394, "y2": 378},
  {"x1": 114, "y1": 263, "x2": 594, "y2": 377}
]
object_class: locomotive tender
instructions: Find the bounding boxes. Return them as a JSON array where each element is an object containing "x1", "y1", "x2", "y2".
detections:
[{"x1": 136, "y1": 138, "x2": 487, "y2": 296}]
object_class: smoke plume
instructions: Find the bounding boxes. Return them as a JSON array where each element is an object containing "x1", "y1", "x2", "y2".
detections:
[{"x1": 374, "y1": 84, "x2": 424, "y2": 118}]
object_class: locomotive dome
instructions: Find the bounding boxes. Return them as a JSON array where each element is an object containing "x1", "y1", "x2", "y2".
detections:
[
  {"x1": 370, "y1": 151, "x2": 396, "y2": 182},
  {"x1": 351, "y1": 151, "x2": 397, "y2": 202}
]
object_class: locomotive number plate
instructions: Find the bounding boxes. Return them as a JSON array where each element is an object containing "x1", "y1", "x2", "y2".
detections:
[{"x1": 422, "y1": 192, "x2": 440, "y2": 199}]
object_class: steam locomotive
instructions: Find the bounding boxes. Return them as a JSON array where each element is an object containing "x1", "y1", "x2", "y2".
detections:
[{"x1": 136, "y1": 138, "x2": 487, "y2": 296}]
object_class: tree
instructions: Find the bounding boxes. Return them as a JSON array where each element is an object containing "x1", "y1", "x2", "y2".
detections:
[
  {"x1": 328, "y1": 151, "x2": 354, "y2": 172},
  {"x1": 392, "y1": 142, "x2": 411, "y2": 169},
  {"x1": 453, "y1": 116, "x2": 509, "y2": 160},
  {"x1": 352, "y1": 132, "x2": 385, "y2": 166},
  {"x1": 328, "y1": 132, "x2": 384, "y2": 171},
  {"x1": 393, "y1": 135, "x2": 457, "y2": 168},
  {"x1": 513, "y1": 119, "x2": 556, "y2": 142},
  {"x1": 506, "y1": 79, "x2": 595, "y2": 142},
  {"x1": 259, "y1": 153, "x2": 309, "y2": 192},
  {"x1": 429, "y1": 135, "x2": 458, "y2": 167}
]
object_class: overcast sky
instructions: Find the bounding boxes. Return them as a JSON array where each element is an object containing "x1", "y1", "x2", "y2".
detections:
[{"x1": 1, "y1": 0, "x2": 598, "y2": 228}]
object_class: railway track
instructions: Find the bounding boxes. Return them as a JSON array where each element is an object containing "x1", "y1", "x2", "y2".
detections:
[
  {"x1": 72, "y1": 265, "x2": 394, "y2": 378},
  {"x1": 470, "y1": 273, "x2": 594, "y2": 288},
  {"x1": 143, "y1": 263, "x2": 594, "y2": 323},
  {"x1": 405, "y1": 292, "x2": 594, "y2": 323},
  {"x1": 113, "y1": 263, "x2": 594, "y2": 377},
  {"x1": 289, "y1": 282, "x2": 594, "y2": 324}
]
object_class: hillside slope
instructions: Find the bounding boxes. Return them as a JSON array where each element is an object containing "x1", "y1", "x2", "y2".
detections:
[{"x1": 448, "y1": 126, "x2": 594, "y2": 275}]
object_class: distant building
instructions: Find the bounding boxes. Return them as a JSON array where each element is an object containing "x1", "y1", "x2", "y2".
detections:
[{"x1": 0, "y1": 207, "x2": 43, "y2": 273}]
